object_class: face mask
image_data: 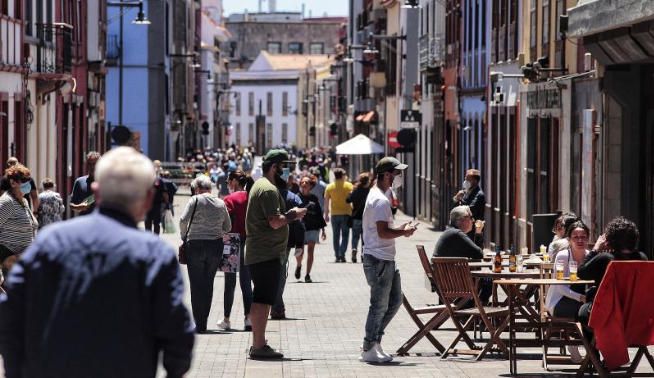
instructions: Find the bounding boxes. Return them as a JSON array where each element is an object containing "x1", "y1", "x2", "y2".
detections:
[
  {"x1": 280, "y1": 167, "x2": 290, "y2": 182},
  {"x1": 20, "y1": 181, "x2": 31, "y2": 195},
  {"x1": 462, "y1": 180, "x2": 471, "y2": 190},
  {"x1": 392, "y1": 174, "x2": 403, "y2": 190}
]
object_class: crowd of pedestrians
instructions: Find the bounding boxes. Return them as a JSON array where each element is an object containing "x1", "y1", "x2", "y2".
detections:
[{"x1": 0, "y1": 140, "x2": 647, "y2": 374}]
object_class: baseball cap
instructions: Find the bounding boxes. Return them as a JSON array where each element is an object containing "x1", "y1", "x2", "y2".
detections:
[
  {"x1": 375, "y1": 157, "x2": 408, "y2": 174},
  {"x1": 263, "y1": 149, "x2": 293, "y2": 165}
]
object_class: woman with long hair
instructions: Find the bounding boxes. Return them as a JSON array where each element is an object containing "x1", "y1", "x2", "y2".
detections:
[
  {"x1": 295, "y1": 175, "x2": 326, "y2": 282},
  {"x1": 218, "y1": 169, "x2": 255, "y2": 330}
]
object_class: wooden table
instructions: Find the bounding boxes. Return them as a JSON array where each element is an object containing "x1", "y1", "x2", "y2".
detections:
[{"x1": 494, "y1": 278, "x2": 595, "y2": 375}]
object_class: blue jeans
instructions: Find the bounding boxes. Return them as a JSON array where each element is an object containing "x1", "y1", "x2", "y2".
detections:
[
  {"x1": 224, "y1": 240, "x2": 253, "y2": 317},
  {"x1": 331, "y1": 215, "x2": 350, "y2": 258},
  {"x1": 362, "y1": 254, "x2": 402, "y2": 350},
  {"x1": 187, "y1": 239, "x2": 223, "y2": 332},
  {"x1": 351, "y1": 219, "x2": 363, "y2": 251}
]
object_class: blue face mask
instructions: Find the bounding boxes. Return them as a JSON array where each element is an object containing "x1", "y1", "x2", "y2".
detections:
[
  {"x1": 281, "y1": 167, "x2": 290, "y2": 182},
  {"x1": 20, "y1": 181, "x2": 31, "y2": 195}
]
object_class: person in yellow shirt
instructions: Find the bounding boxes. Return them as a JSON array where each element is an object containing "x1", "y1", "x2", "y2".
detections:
[{"x1": 324, "y1": 168, "x2": 353, "y2": 262}]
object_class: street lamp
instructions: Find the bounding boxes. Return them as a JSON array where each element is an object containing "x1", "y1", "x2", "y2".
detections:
[{"x1": 108, "y1": 1, "x2": 150, "y2": 128}]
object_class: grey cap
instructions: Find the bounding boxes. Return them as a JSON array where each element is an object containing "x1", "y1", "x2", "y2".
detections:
[{"x1": 375, "y1": 157, "x2": 408, "y2": 174}]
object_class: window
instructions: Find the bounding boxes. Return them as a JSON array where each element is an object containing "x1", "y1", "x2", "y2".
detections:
[
  {"x1": 267, "y1": 42, "x2": 281, "y2": 54},
  {"x1": 235, "y1": 93, "x2": 241, "y2": 116},
  {"x1": 282, "y1": 123, "x2": 288, "y2": 145},
  {"x1": 248, "y1": 92, "x2": 254, "y2": 116},
  {"x1": 266, "y1": 92, "x2": 273, "y2": 116},
  {"x1": 530, "y1": 0, "x2": 537, "y2": 49},
  {"x1": 309, "y1": 43, "x2": 324, "y2": 54},
  {"x1": 542, "y1": 0, "x2": 550, "y2": 46},
  {"x1": 248, "y1": 123, "x2": 254, "y2": 144},
  {"x1": 288, "y1": 42, "x2": 303, "y2": 54},
  {"x1": 235, "y1": 123, "x2": 241, "y2": 146},
  {"x1": 25, "y1": 0, "x2": 32, "y2": 35},
  {"x1": 266, "y1": 123, "x2": 273, "y2": 148},
  {"x1": 282, "y1": 92, "x2": 288, "y2": 116}
]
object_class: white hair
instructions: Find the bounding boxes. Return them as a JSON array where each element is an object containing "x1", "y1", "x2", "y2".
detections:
[
  {"x1": 192, "y1": 175, "x2": 212, "y2": 191},
  {"x1": 450, "y1": 205, "x2": 471, "y2": 228},
  {"x1": 94, "y1": 147, "x2": 155, "y2": 210}
]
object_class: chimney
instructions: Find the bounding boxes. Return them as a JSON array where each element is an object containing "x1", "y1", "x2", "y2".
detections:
[
  {"x1": 258, "y1": 0, "x2": 263, "y2": 13},
  {"x1": 301, "y1": 3, "x2": 305, "y2": 19},
  {"x1": 269, "y1": 0, "x2": 276, "y2": 13}
]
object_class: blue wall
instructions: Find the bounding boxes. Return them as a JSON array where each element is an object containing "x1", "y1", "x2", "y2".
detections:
[{"x1": 106, "y1": 2, "x2": 151, "y2": 154}]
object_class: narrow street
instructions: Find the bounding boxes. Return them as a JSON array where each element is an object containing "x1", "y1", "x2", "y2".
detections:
[{"x1": 156, "y1": 191, "x2": 612, "y2": 377}]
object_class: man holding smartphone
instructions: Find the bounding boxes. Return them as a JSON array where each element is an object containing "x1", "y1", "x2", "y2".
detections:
[{"x1": 359, "y1": 157, "x2": 416, "y2": 363}]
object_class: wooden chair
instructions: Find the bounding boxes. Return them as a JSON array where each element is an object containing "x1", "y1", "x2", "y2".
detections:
[
  {"x1": 396, "y1": 245, "x2": 448, "y2": 355},
  {"x1": 432, "y1": 257, "x2": 510, "y2": 361}
]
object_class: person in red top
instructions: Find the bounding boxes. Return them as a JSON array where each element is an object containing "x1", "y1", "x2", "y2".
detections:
[{"x1": 218, "y1": 170, "x2": 255, "y2": 331}]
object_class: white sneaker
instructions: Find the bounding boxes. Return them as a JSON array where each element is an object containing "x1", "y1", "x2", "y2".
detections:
[
  {"x1": 358, "y1": 343, "x2": 392, "y2": 363},
  {"x1": 217, "y1": 319, "x2": 231, "y2": 330},
  {"x1": 375, "y1": 343, "x2": 393, "y2": 362}
]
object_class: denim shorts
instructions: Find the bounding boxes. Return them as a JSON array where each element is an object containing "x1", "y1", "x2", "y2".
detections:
[{"x1": 305, "y1": 230, "x2": 320, "y2": 244}]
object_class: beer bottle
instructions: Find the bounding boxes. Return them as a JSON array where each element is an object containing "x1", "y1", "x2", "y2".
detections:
[
  {"x1": 493, "y1": 247, "x2": 503, "y2": 273},
  {"x1": 508, "y1": 245, "x2": 517, "y2": 273}
]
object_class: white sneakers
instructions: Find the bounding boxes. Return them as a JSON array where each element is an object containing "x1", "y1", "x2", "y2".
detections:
[
  {"x1": 217, "y1": 320, "x2": 231, "y2": 331},
  {"x1": 359, "y1": 343, "x2": 393, "y2": 363}
]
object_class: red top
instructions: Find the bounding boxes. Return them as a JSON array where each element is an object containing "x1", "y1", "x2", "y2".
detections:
[
  {"x1": 223, "y1": 191, "x2": 248, "y2": 239},
  {"x1": 589, "y1": 261, "x2": 654, "y2": 370}
]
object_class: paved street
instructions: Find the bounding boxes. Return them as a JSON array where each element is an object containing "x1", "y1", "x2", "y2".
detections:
[{"x1": 154, "y1": 191, "x2": 653, "y2": 378}]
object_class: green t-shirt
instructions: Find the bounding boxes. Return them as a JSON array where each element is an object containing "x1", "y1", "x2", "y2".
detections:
[{"x1": 245, "y1": 177, "x2": 288, "y2": 265}]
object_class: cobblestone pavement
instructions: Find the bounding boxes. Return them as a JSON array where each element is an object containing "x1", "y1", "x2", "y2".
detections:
[{"x1": 163, "y1": 192, "x2": 651, "y2": 377}]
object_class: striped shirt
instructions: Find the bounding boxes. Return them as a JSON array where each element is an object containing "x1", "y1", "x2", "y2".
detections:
[{"x1": 0, "y1": 192, "x2": 38, "y2": 254}]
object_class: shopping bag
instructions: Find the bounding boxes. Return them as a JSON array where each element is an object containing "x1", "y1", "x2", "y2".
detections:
[
  {"x1": 219, "y1": 233, "x2": 241, "y2": 273},
  {"x1": 163, "y1": 209, "x2": 177, "y2": 234}
]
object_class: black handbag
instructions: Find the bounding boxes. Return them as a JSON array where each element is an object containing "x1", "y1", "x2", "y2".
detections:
[{"x1": 178, "y1": 198, "x2": 198, "y2": 264}]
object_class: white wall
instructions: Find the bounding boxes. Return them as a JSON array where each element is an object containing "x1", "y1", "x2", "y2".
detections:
[{"x1": 229, "y1": 82, "x2": 298, "y2": 148}]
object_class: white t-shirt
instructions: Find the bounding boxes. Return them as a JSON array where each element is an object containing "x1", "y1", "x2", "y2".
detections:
[{"x1": 362, "y1": 186, "x2": 396, "y2": 260}]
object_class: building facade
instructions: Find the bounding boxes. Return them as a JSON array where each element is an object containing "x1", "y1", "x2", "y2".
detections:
[
  {"x1": 228, "y1": 52, "x2": 332, "y2": 151},
  {"x1": 226, "y1": 11, "x2": 346, "y2": 70}
]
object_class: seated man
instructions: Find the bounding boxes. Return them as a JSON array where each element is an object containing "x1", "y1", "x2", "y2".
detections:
[{"x1": 433, "y1": 205, "x2": 490, "y2": 304}]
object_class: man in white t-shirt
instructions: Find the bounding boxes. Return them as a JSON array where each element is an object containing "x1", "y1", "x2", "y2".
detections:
[{"x1": 359, "y1": 157, "x2": 417, "y2": 363}]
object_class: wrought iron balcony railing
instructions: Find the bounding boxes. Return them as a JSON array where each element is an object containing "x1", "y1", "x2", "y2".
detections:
[{"x1": 35, "y1": 23, "x2": 72, "y2": 75}]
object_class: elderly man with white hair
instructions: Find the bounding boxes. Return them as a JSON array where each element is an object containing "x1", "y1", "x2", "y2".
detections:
[
  {"x1": 179, "y1": 174, "x2": 231, "y2": 334},
  {"x1": 433, "y1": 205, "x2": 491, "y2": 304},
  {"x1": 0, "y1": 147, "x2": 195, "y2": 378}
]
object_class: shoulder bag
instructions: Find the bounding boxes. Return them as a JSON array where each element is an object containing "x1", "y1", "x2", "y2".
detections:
[{"x1": 178, "y1": 198, "x2": 198, "y2": 264}]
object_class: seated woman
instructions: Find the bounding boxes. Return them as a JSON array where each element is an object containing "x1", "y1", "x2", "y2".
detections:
[
  {"x1": 545, "y1": 220, "x2": 590, "y2": 319},
  {"x1": 548, "y1": 212, "x2": 578, "y2": 260},
  {"x1": 578, "y1": 217, "x2": 648, "y2": 336},
  {"x1": 433, "y1": 205, "x2": 489, "y2": 304}
]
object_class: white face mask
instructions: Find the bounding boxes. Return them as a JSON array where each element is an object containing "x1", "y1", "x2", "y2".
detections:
[
  {"x1": 462, "y1": 180, "x2": 471, "y2": 190},
  {"x1": 392, "y1": 174, "x2": 403, "y2": 190}
]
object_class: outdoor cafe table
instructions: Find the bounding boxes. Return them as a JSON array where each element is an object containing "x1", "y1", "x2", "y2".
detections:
[
  {"x1": 471, "y1": 269, "x2": 542, "y2": 307},
  {"x1": 494, "y1": 278, "x2": 595, "y2": 375}
]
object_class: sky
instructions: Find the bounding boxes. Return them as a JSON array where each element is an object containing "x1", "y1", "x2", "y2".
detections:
[{"x1": 222, "y1": 0, "x2": 348, "y2": 18}]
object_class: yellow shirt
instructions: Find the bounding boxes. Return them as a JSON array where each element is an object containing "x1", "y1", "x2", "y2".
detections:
[{"x1": 325, "y1": 180, "x2": 353, "y2": 216}]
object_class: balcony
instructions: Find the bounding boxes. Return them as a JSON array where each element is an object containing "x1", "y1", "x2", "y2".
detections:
[
  {"x1": 34, "y1": 23, "x2": 72, "y2": 78},
  {"x1": 420, "y1": 34, "x2": 444, "y2": 72}
]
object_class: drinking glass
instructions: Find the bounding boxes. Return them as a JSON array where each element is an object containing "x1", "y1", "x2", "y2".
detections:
[
  {"x1": 516, "y1": 254, "x2": 524, "y2": 273},
  {"x1": 569, "y1": 260, "x2": 578, "y2": 281},
  {"x1": 555, "y1": 262, "x2": 565, "y2": 280}
]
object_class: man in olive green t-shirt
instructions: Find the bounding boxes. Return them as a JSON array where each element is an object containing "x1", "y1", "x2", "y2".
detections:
[{"x1": 245, "y1": 149, "x2": 306, "y2": 360}]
